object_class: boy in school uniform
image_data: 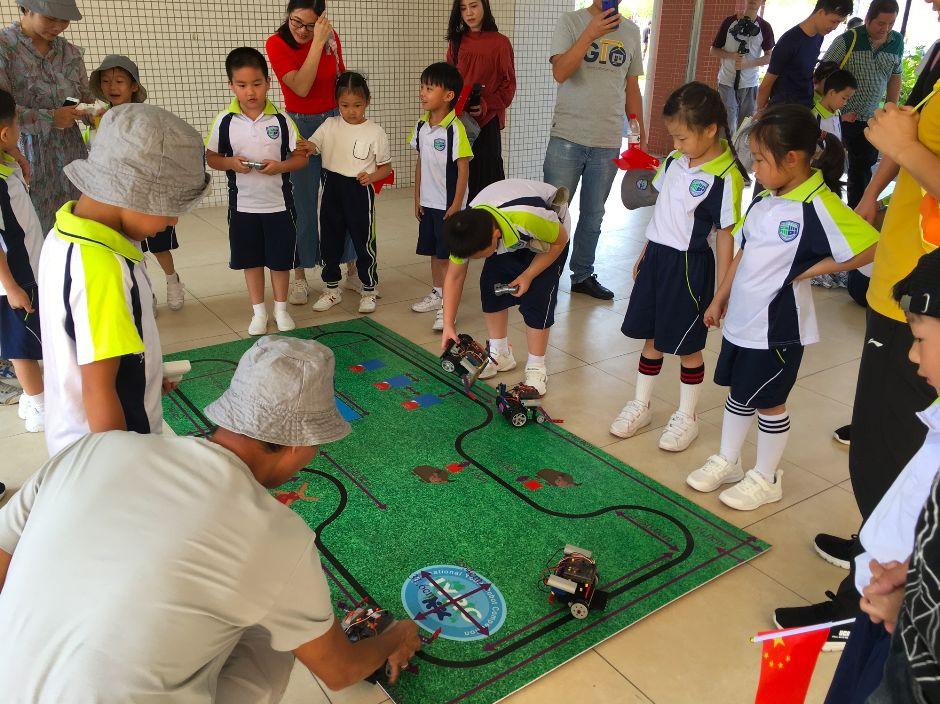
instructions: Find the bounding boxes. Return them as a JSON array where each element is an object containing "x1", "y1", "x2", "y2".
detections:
[
  {"x1": 206, "y1": 48, "x2": 308, "y2": 337},
  {"x1": 409, "y1": 62, "x2": 473, "y2": 332},
  {"x1": 441, "y1": 178, "x2": 570, "y2": 396},
  {"x1": 39, "y1": 104, "x2": 211, "y2": 456},
  {"x1": 0, "y1": 89, "x2": 44, "y2": 432}
]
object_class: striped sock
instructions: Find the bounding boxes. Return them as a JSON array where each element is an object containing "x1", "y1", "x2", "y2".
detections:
[
  {"x1": 719, "y1": 396, "x2": 756, "y2": 464},
  {"x1": 635, "y1": 355, "x2": 663, "y2": 406},
  {"x1": 678, "y1": 364, "x2": 705, "y2": 417},
  {"x1": 755, "y1": 412, "x2": 790, "y2": 481}
]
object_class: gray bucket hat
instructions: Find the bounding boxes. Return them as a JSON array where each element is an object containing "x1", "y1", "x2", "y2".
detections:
[
  {"x1": 63, "y1": 103, "x2": 211, "y2": 216},
  {"x1": 19, "y1": 0, "x2": 82, "y2": 21},
  {"x1": 205, "y1": 336, "x2": 352, "y2": 447},
  {"x1": 621, "y1": 168, "x2": 659, "y2": 210},
  {"x1": 90, "y1": 55, "x2": 148, "y2": 103}
]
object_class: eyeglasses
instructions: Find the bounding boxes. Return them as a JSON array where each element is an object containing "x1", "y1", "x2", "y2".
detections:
[{"x1": 289, "y1": 16, "x2": 317, "y2": 33}]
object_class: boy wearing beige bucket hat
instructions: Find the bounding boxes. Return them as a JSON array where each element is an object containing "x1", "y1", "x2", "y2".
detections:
[{"x1": 38, "y1": 103, "x2": 211, "y2": 456}]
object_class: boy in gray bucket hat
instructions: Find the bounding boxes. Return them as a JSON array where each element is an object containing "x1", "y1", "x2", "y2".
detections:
[
  {"x1": 0, "y1": 335, "x2": 421, "y2": 700},
  {"x1": 38, "y1": 103, "x2": 211, "y2": 456},
  {"x1": 18, "y1": 0, "x2": 82, "y2": 21}
]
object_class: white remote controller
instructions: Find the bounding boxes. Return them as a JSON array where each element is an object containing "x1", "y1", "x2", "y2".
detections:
[{"x1": 162, "y1": 360, "x2": 191, "y2": 383}]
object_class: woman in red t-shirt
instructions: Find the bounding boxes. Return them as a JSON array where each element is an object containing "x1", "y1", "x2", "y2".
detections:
[
  {"x1": 446, "y1": 0, "x2": 516, "y2": 200},
  {"x1": 266, "y1": 0, "x2": 356, "y2": 305}
]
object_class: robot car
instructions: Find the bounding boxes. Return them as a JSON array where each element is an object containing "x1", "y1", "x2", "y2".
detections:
[
  {"x1": 543, "y1": 545, "x2": 609, "y2": 619},
  {"x1": 340, "y1": 601, "x2": 396, "y2": 684},
  {"x1": 441, "y1": 334, "x2": 491, "y2": 386},
  {"x1": 496, "y1": 382, "x2": 545, "y2": 427}
]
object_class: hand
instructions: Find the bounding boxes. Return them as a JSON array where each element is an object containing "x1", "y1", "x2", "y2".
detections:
[
  {"x1": 415, "y1": 203, "x2": 424, "y2": 222},
  {"x1": 855, "y1": 195, "x2": 880, "y2": 225},
  {"x1": 444, "y1": 204, "x2": 462, "y2": 220},
  {"x1": 865, "y1": 104, "x2": 921, "y2": 163},
  {"x1": 161, "y1": 378, "x2": 180, "y2": 396},
  {"x1": 296, "y1": 139, "x2": 317, "y2": 157},
  {"x1": 52, "y1": 105, "x2": 81, "y2": 129},
  {"x1": 861, "y1": 559, "x2": 909, "y2": 633},
  {"x1": 229, "y1": 156, "x2": 252, "y2": 174},
  {"x1": 508, "y1": 273, "x2": 532, "y2": 297},
  {"x1": 5, "y1": 284, "x2": 33, "y2": 313},
  {"x1": 441, "y1": 325, "x2": 459, "y2": 351},
  {"x1": 357, "y1": 171, "x2": 372, "y2": 186},
  {"x1": 312, "y1": 14, "x2": 333, "y2": 46},
  {"x1": 11, "y1": 150, "x2": 30, "y2": 185},
  {"x1": 258, "y1": 159, "x2": 283, "y2": 176},
  {"x1": 385, "y1": 621, "x2": 422, "y2": 684},
  {"x1": 703, "y1": 299, "x2": 727, "y2": 328},
  {"x1": 734, "y1": 56, "x2": 749, "y2": 70},
  {"x1": 585, "y1": 8, "x2": 620, "y2": 41}
]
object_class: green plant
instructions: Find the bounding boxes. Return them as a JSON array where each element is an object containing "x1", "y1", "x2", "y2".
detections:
[{"x1": 900, "y1": 45, "x2": 926, "y2": 105}]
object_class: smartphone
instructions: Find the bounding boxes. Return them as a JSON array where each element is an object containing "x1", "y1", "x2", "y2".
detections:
[
  {"x1": 62, "y1": 97, "x2": 80, "y2": 107},
  {"x1": 467, "y1": 84, "x2": 484, "y2": 110},
  {"x1": 601, "y1": 0, "x2": 621, "y2": 15}
]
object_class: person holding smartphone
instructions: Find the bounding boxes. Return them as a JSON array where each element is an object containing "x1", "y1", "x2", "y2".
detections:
[{"x1": 0, "y1": 1, "x2": 93, "y2": 234}]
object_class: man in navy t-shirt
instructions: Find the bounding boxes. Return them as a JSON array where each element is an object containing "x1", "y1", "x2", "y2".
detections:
[{"x1": 756, "y1": 0, "x2": 853, "y2": 111}]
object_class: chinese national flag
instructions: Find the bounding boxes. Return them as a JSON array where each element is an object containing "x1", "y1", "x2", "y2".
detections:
[{"x1": 754, "y1": 628, "x2": 828, "y2": 704}]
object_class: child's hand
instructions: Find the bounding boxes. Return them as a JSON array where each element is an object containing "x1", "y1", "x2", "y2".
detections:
[
  {"x1": 444, "y1": 204, "x2": 462, "y2": 220},
  {"x1": 357, "y1": 171, "x2": 372, "y2": 186},
  {"x1": 703, "y1": 300, "x2": 727, "y2": 329},
  {"x1": 161, "y1": 378, "x2": 180, "y2": 396},
  {"x1": 229, "y1": 156, "x2": 252, "y2": 174},
  {"x1": 5, "y1": 284, "x2": 33, "y2": 313},
  {"x1": 258, "y1": 160, "x2": 283, "y2": 176},
  {"x1": 296, "y1": 139, "x2": 318, "y2": 157},
  {"x1": 415, "y1": 203, "x2": 424, "y2": 222},
  {"x1": 441, "y1": 326, "x2": 459, "y2": 351},
  {"x1": 508, "y1": 273, "x2": 532, "y2": 298}
]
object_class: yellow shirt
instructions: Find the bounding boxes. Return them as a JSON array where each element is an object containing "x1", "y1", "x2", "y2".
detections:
[{"x1": 868, "y1": 87, "x2": 940, "y2": 321}]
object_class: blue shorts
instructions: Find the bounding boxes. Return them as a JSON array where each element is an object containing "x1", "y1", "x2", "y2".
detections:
[
  {"x1": 228, "y1": 210, "x2": 297, "y2": 272},
  {"x1": 0, "y1": 286, "x2": 41, "y2": 361},
  {"x1": 142, "y1": 226, "x2": 179, "y2": 254},
  {"x1": 714, "y1": 338, "x2": 804, "y2": 409},
  {"x1": 416, "y1": 208, "x2": 449, "y2": 260},
  {"x1": 479, "y1": 246, "x2": 567, "y2": 330},
  {"x1": 621, "y1": 241, "x2": 714, "y2": 356}
]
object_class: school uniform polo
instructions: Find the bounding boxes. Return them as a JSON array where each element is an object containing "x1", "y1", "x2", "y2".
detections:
[
  {"x1": 453, "y1": 179, "x2": 569, "y2": 330},
  {"x1": 813, "y1": 94, "x2": 843, "y2": 141},
  {"x1": 38, "y1": 202, "x2": 163, "y2": 456},
  {"x1": 621, "y1": 143, "x2": 744, "y2": 356},
  {"x1": 0, "y1": 155, "x2": 43, "y2": 362}
]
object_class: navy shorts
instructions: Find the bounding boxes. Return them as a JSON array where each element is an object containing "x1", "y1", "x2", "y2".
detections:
[
  {"x1": 416, "y1": 208, "x2": 449, "y2": 259},
  {"x1": 714, "y1": 338, "x2": 804, "y2": 409},
  {"x1": 621, "y1": 241, "x2": 714, "y2": 356},
  {"x1": 0, "y1": 286, "x2": 41, "y2": 360},
  {"x1": 142, "y1": 226, "x2": 179, "y2": 254},
  {"x1": 479, "y1": 246, "x2": 567, "y2": 330},
  {"x1": 228, "y1": 210, "x2": 297, "y2": 271}
]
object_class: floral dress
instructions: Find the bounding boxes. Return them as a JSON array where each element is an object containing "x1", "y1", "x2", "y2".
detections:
[{"x1": 0, "y1": 23, "x2": 92, "y2": 233}]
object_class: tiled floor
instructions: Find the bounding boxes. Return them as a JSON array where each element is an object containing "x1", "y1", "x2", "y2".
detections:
[{"x1": 0, "y1": 184, "x2": 863, "y2": 703}]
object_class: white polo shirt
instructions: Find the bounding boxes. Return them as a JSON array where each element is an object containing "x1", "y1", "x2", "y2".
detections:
[
  {"x1": 724, "y1": 170, "x2": 879, "y2": 349},
  {"x1": 408, "y1": 110, "x2": 473, "y2": 211},
  {"x1": 311, "y1": 116, "x2": 391, "y2": 178},
  {"x1": 646, "y1": 142, "x2": 744, "y2": 252},
  {"x1": 38, "y1": 202, "x2": 163, "y2": 456},
  {"x1": 0, "y1": 156, "x2": 43, "y2": 294},
  {"x1": 813, "y1": 94, "x2": 843, "y2": 141},
  {"x1": 206, "y1": 98, "x2": 300, "y2": 213}
]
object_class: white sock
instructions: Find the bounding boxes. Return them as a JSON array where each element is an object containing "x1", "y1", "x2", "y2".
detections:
[
  {"x1": 490, "y1": 337, "x2": 510, "y2": 356},
  {"x1": 755, "y1": 412, "x2": 790, "y2": 481},
  {"x1": 719, "y1": 396, "x2": 755, "y2": 464},
  {"x1": 678, "y1": 382, "x2": 701, "y2": 417},
  {"x1": 252, "y1": 303, "x2": 267, "y2": 317},
  {"x1": 635, "y1": 355, "x2": 663, "y2": 407},
  {"x1": 527, "y1": 354, "x2": 546, "y2": 368},
  {"x1": 25, "y1": 392, "x2": 44, "y2": 409},
  {"x1": 433, "y1": 287, "x2": 443, "y2": 298},
  {"x1": 166, "y1": 272, "x2": 179, "y2": 282},
  {"x1": 274, "y1": 301, "x2": 288, "y2": 314}
]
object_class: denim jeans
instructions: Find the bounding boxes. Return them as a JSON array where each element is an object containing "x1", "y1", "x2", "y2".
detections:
[
  {"x1": 717, "y1": 83, "x2": 757, "y2": 135},
  {"x1": 542, "y1": 136, "x2": 620, "y2": 284},
  {"x1": 289, "y1": 110, "x2": 355, "y2": 269}
]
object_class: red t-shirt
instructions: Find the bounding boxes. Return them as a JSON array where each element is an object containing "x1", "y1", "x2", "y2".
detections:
[
  {"x1": 266, "y1": 31, "x2": 345, "y2": 115},
  {"x1": 446, "y1": 31, "x2": 516, "y2": 129}
]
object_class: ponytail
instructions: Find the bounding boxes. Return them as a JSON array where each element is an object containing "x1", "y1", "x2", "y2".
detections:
[{"x1": 814, "y1": 132, "x2": 846, "y2": 196}]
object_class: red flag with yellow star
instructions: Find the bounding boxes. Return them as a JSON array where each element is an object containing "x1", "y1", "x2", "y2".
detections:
[{"x1": 754, "y1": 628, "x2": 828, "y2": 704}]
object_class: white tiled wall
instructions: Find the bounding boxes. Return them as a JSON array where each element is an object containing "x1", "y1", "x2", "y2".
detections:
[{"x1": 0, "y1": 0, "x2": 569, "y2": 206}]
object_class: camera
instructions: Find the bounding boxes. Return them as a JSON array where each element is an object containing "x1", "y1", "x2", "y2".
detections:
[{"x1": 730, "y1": 16, "x2": 760, "y2": 55}]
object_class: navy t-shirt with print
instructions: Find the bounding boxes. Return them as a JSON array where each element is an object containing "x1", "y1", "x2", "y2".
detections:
[{"x1": 768, "y1": 25, "x2": 823, "y2": 108}]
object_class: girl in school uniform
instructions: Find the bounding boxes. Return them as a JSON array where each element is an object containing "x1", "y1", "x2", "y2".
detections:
[
  {"x1": 611, "y1": 82, "x2": 746, "y2": 453},
  {"x1": 686, "y1": 103, "x2": 879, "y2": 511}
]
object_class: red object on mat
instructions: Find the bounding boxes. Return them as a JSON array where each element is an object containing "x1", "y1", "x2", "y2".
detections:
[
  {"x1": 373, "y1": 169, "x2": 395, "y2": 194},
  {"x1": 754, "y1": 628, "x2": 828, "y2": 704},
  {"x1": 522, "y1": 479, "x2": 543, "y2": 492},
  {"x1": 445, "y1": 462, "x2": 466, "y2": 474},
  {"x1": 349, "y1": 365, "x2": 366, "y2": 373},
  {"x1": 402, "y1": 400, "x2": 420, "y2": 411},
  {"x1": 373, "y1": 381, "x2": 391, "y2": 391},
  {"x1": 613, "y1": 144, "x2": 660, "y2": 171}
]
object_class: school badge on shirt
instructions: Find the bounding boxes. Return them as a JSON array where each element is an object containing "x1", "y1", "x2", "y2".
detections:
[
  {"x1": 434, "y1": 138, "x2": 446, "y2": 152},
  {"x1": 267, "y1": 125, "x2": 280, "y2": 140},
  {"x1": 778, "y1": 221, "x2": 800, "y2": 242},
  {"x1": 689, "y1": 179, "x2": 709, "y2": 197}
]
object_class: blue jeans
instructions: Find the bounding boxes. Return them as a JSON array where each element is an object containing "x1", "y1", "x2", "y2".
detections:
[
  {"x1": 289, "y1": 110, "x2": 355, "y2": 269},
  {"x1": 542, "y1": 136, "x2": 620, "y2": 284}
]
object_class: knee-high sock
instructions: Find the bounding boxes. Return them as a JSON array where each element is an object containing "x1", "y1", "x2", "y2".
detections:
[
  {"x1": 635, "y1": 355, "x2": 663, "y2": 406},
  {"x1": 719, "y1": 396, "x2": 755, "y2": 464},
  {"x1": 679, "y1": 363, "x2": 705, "y2": 417},
  {"x1": 755, "y1": 412, "x2": 790, "y2": 481}
]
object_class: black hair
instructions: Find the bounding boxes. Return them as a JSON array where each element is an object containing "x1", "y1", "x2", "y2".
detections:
[
  {"x1": 226, "y1": 47, "x2": 269, "y2": 81},
  {"x1": 446, "y1": 0, "x2": 499, "y2": 43},
  {"x1": 893, "y1": 248, "x2": 940, "y2": 307},
  {"x1": 866, "y1": 0, "x2": 900, "y2": 22},
  {"x1": 0, "y1": 89, "x2": 15, "y2": 125},
  {"x1": 421, "y1": 62, "x2": 464, "y2": 108},
  {"x1": 847, "y1": 16, "x2": 863, "y2": 29},
  {"x1": 822, "y1": 68, "x2": 857, "y2": 94},
  {"x1": 276, "y1": 0, "x2": 327, "y2": 49},
  {"x1": 749, "y1": 103, "x2": 846, "y2": 195},
  {"x1": 814, "y1": 0, "x2": 853, "y2": 16},
  {"x1": 813, "y1": 61, "x2": 840, "y2": 85},
  {"x1": 662, "y1": 81, "x2": 749, "y2": 181},
  {"x1": 444, "y1": 209, "x2": 496, "y2": 259},
  {"x1": 335, "y1": 71, "x2": 370, "y2": 102}
]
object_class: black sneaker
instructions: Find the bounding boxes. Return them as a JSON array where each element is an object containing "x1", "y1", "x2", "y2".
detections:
[
  {"x1": 570, "y1": 275, "x2": 614, "y2": 300},
  {"x1": 833, "y1": 425, "x2": 850, "y2": 446},
  {"x1": 814, "y1": 533, "x2": 857, "y2": 570},
  {"x1": 773, "y1": 591, "x2": 858, "y2": 652}
]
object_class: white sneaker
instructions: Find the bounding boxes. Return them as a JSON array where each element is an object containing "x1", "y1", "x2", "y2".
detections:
[
  {"x1": 248, "y1": 312, "x2": 269, "y2": 336},
  {"x1": 23, "y1": 400, "x2": 43, "y2": 433},
  {"x1": 478, "y1": 347, "x2": 516, "y2": 379},
  {"x1": 288, "y1": 278, "x2": 309, "y2": 305},
  {"x1": 274, "y1": 309, "x2": 296, "y2": 332},
  {"x1": 166, "y1": 276, "x2": 185, "y2": 311},
  {"x1": 523, "y1": 366, "x2": 548, "y2": 396},
  {"x1": 659, "y1": 411, "x2": 699, "y2": 452},
  {"x1": 686, "y1": 454, "x2": 744, "y2": 493},
  {"x1": 359, "y1": 293, "x2": 377, "y2": 314},
  {"x1": 432, "y1": 308, "x2": 445, "y2": 332},
  {"x1": 412, "y1": 289, "x2": 442, "y2": 313},
  {"x1": 313, "y1": 289, "x2": 342, "y2": 312},
  {"x1": 609, "y1": 400, "x2": 652, "y2": 439},
  {"x1": 719, "y1": 469, "x2": 783, "y2": 511}
]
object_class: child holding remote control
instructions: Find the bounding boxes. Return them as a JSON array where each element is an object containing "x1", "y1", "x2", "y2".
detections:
[{"x1": 206, "y1": 47, "x2": 309, "y2": 336}]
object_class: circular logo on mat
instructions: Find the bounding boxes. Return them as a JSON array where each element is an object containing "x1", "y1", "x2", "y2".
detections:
[
  {"x1": 401, "y1": 565, "x2": 506, "y2": 641},
  {"x1": 689, "y1": 179, "x2": 709, "y2": 197}
]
